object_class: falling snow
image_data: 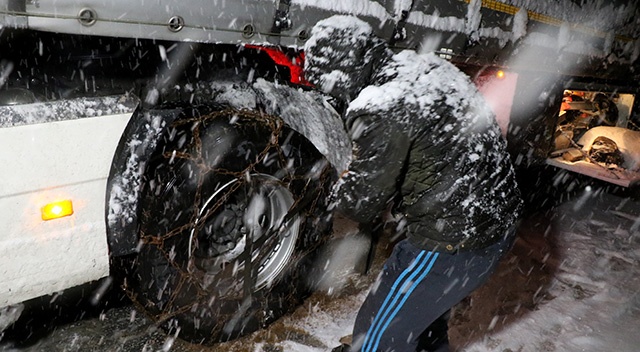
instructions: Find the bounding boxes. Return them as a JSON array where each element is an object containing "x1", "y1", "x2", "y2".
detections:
[{"x1": 1, "y1": 1, "x2": 640, "y2": 351}]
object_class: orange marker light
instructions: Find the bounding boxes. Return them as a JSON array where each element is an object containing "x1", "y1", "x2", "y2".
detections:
[
  {"x1": 41, "y1": 200, "x2": 74, "y2": 221},
  {"x1": 496, "y1": 70, "x2": 506, "y2": 79}
]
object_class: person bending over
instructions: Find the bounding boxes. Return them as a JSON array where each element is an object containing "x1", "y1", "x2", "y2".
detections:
[{"x1": 304, "y1": 15, "x2": 522, "y2": 352}]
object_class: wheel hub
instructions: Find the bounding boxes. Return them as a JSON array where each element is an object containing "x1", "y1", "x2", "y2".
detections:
[{"x1": 189, "y1": 174, "x2": 300, "y2": 290}]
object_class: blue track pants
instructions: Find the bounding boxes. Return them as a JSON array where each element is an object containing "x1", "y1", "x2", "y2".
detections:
[{"x1": 351, "y1": 234, "x2": 514, "y2": 352}]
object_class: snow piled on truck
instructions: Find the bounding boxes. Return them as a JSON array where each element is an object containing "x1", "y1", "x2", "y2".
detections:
[
  {"x1": 504, "y1": 0, "x2": 640, "y2": 38},
  {"x1": 292, "y1": 0, "x2": 392, "y2": 24},
  {"x1": 294, "y1": 0, "x2": 639, "y2": 38},
  {"x1": 291, "y1": 0, "x2": 639, "y2": 65},
  {"x1": 0, "y1": 95, "x2": 137, "y2": 128}
]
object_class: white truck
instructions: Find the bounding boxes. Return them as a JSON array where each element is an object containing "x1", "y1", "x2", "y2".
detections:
[{"x1": 1, "y1": 0, "x2": 639, "y2": 344}]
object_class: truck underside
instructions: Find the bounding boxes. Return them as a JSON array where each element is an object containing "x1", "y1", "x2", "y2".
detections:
[{"x1": 1, "y1": 0, "x2": 639, "y2": 344}]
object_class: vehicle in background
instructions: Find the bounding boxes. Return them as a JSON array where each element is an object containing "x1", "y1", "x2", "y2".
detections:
[{"x1": 1, "y1": 0, "x2": 639, "y2": 345}]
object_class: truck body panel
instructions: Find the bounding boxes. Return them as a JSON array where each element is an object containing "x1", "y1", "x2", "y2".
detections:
[
  {"x1": 0, "y1": 102, "x2": 132, "y2": 307},
  {"x1": 2, "y1": 0, "x2": 638, "y2": 79},
  {"x1": 25, "y1": 0, "x2": 278, "y2": 44}
]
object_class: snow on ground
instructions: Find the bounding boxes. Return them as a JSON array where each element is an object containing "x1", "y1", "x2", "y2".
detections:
[
  {"x1": 450, "y1": 188, "x2": 640, "y2": 352},
  {"x1": 256, "y1": 188, "x2": 640, "y2": 351},
  {"x1": 257, "y1": 290, "x2": 367, "y2": 352}
]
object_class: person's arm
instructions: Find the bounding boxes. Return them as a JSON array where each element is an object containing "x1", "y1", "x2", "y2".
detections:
[{"x1": 332, "y1": 113, "x2": 411, "y2": 223}]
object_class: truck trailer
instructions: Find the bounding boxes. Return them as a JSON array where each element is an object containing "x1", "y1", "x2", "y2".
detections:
[{"x1": 1, "y1": 0, "x2": 639, "y2": 344}]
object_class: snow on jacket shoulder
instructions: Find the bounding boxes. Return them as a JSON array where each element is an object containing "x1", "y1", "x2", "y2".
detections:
[{"x1": 334, "y1": 50, "x2": 522, "y2": 252}]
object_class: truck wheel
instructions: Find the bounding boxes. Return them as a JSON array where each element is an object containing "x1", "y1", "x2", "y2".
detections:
[{"x1": 127, "y1": 104, "x2": 334, "y2": 344}]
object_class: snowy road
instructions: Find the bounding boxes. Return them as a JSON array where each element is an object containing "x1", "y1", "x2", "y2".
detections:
[
  {"x1": 2, "y1": 188, "x2": 640, "y2": 351},
  {"x1": 450, "y1": 188, "x2": 640, "y2": 351}
]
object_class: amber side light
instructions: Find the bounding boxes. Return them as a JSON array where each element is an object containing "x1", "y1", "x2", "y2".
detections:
[{"x1": 41, "y1": 200, "x2": 74, "y2": 221}]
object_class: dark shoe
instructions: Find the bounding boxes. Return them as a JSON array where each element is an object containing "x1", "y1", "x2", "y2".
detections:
[{"x1": 331, "y1": 343, "x2": 351, "y2": 352}]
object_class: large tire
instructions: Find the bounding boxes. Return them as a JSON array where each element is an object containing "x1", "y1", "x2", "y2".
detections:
[{"x1": 127, "y1": 104, "x2": 334, "y2": 344}]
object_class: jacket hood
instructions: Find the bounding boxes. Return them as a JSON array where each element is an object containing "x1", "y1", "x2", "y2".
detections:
[{"x1": 304, "y1": 15, "x2": 389, "y2": 102}]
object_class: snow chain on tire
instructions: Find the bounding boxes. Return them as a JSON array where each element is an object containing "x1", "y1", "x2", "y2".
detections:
[{"x1": 122, "y1": 105, "x2": 334, "y2": 344}]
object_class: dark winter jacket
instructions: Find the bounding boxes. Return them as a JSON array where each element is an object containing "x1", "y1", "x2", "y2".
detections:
[{"x1": 305, "y1": 16, "x2": 522, "y2": 253}]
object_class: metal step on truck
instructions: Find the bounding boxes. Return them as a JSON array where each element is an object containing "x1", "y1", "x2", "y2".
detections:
[{"x1": 1, "y1": 0, "x2": 639, "y2": 345}]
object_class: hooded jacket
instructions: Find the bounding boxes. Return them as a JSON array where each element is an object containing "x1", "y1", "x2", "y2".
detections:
[{"x1": 305, "y1": 16, "x2": 522, "y2": 252}]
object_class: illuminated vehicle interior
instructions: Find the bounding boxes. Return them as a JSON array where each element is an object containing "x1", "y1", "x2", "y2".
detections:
[{"x1": 547, "y1": 89, "x2": 640, "y2": 187}]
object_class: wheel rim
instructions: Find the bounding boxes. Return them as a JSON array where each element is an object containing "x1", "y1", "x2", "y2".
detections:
[{"x1": 188, "y1": 174, "x2": 300, "y2": 290}]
